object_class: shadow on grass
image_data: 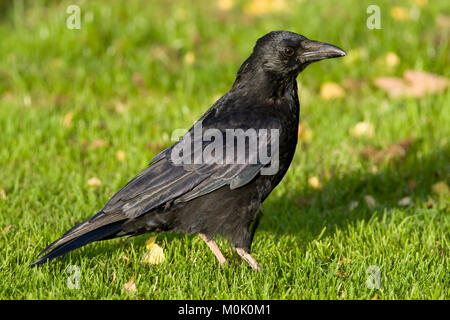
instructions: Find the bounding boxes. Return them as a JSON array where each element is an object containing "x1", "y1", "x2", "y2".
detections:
[{"x1": 259, "y1": 144, "x2": 449, "y2": 241}]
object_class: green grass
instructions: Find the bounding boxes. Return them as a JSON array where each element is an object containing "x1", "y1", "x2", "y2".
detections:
[{"x1": 0, "y1": 0, "x2": 449, "y2": 299}]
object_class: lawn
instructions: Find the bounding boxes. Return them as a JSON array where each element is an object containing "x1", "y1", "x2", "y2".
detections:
[{"x1": 0, "y1": 0, "x2": 448, "y2": 299}]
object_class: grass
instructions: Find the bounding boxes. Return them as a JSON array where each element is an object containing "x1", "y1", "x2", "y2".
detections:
[{"x1": 0, "y1": 0, "x2": 449, "y2": 299}]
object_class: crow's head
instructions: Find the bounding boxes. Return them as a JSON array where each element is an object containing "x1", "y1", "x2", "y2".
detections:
[{"x1": 250, "y1": 31, "x2": 346, "y2": 77}]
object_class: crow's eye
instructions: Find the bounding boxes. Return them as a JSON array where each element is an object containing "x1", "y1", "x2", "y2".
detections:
[{"x1": 282, "y1": 47, "x2": 295, "y2": 57}]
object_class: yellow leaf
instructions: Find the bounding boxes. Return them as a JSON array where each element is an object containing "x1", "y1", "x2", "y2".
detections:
[
  {"x1": 416, "y1": 0, "x2": 428, "y2": 7},
  {"x1": 217, "y1": 0, "x2": 233, "y2": 11},
  {"x1": 308, "y1": 176, "x2": 321, "y2": 189},
  {"x1": 91, "y1": 139, "x2": 107, "y2": 148},
  {"x1": 398, "y1": 196, "x2": 412, "y2": 206},
  {"x1": 350, "y1": 122, "x2": 375, "y2": 138},
  {"x1": 123, "y1": 276, "x2": 137, "y2": 293},
  {"x1": 0, "y1": 189, "x2": 7, "y2": 200},
  {"x1": 298, "y1": 123, "x2": 313, "y2": 144},
  {"x1": 116, "y1": 150, "x2": 126, "y2": 162},
  {"x1": 320, "y1": 82, "x2": 345, "y2": 100},
  {"x1": 244, "y1": 0, "x2": 288, "y2": 17},
  {"x1": 142, "y1": 235, "x2": 166, "y2": 265},
  {"x1": 385, "y1": 52, "x2": 400, "y2": 67},
  {"x1": 391, "y1": 6, "x2": 409, "y2": 21},
  {"x1": 63, "y1": 112, "x2": 73, "y2": 128},
  {"x1": 87, "y1": 177, "x2": 101, "y2": 187},
  {"x1": 184, "y1": 52, "x2": 195, "y2": 65},
  {"x1": 432, "y1": 181, "x2": 450, "y2": 196}
]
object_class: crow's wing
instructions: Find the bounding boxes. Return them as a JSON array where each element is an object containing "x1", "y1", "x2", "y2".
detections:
[{"x1": 102, "y1": 113, "x2": 281, "y2": 219}]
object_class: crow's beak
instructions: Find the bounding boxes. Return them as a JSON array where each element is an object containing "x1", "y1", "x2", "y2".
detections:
[{"x1": 299, "y1": 39, "x2": 346, "y2": 64}]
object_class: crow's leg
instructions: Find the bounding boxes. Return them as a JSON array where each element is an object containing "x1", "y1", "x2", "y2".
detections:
[
  {"x1": 235, "y1": 247, "x2": 261, "y2": 271},
  {"x1": 199, "y1": 233, "x2": 226, "y2": 265}
]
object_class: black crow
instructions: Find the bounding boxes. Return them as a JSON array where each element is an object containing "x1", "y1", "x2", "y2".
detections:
[{"x1": 31, "y1": 31, "x2": 345, "y2": 270}]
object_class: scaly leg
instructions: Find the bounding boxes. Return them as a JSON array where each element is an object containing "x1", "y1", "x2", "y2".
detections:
[
  {"x1": 199, "y1": 233, "x2": 226, "y2": 265},
  {"x1": 236, "y1": 247, "x2": 261, "y2": 271}
]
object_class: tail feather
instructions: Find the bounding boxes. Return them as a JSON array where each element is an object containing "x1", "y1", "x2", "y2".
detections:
[{"x1": 30, "y1": 221, "x2": 125, "y2": 267}]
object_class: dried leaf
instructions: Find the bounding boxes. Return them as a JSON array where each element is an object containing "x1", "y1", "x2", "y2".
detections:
[
  {"x1": 361, "y1": 138, "x2": 415, "y2": 163},
  {"x1": 124, "y1": 276, "x2": 137, "y2": 293},
  {"x1": 217, "y1": 0, "x2": 233, "y2": 11},
  {"x1": 184, "y1": 52, "x2": 195, "y2": 65},
  {"x1": 364, "y1": 195, "x2": 376, "y2": 210},
  {"x1": 121, "y1": 255, "x2": 130, "y2": 266},
  {"x1": 375, "y1": 70, "x2": 449, "y2": 98},
  {"x1": 436, "y1": 14, "x2": 450, "y2": 29},
  {"x1": 91, "y1": 139, "x2": 107, "y2": 148},
  {"x1": 244, "y1": 0, "x2": 288, "y2": 16},
  {"x1": 142, "y1": 235, "x2": 166, "y2": 265},
  {"x1": 320, "y1": 82, "x2": 345, "y2": 100},
  {"x1": 63, "y1": 112, "x2": 73, "y2": 128},
  {"x1": 350, "y1": 122, "x2": 374, "y2": 138},
  {"x1": 2, "y1": 225, "x2": 12, "y2": 234},
  {"x1": 23, "y1": 95, "x2": 32, "y2": 107},
  {"x1": 116, "y1": 150, "x2": 126, "y2": 161},
  {"x1": 391, "y1": 6, "x2": 409, "y2": 21},
  {"x1": 0, "y1": 189, "x2": 7, "y2": 200},
  {"x1": 308, "y1": 176, "x2": 321, "y2": 189},
  {"x1": 398, "y1": 196, "x2": 412, "y2": 206},
  {"x1": 297, "y1": 123, "x2": 313, "y2": 144},
  {"x1": 385, "y1": 52, "x2": 400, "y2": 67},
  {"x1": 349, "y1": 201, "x2": 359, "y2": 211},
  {"x1": 432, "y1": 181, "x2": 450, "y2": 196},
  {"x1": 87, "y1": 177, "x2": 101, "y2": 187},
  {"x1": 132, "y1": 73, "x2": 145, "y2": 88},
  {"x1": 115, "y1": 101, "x2": 127, "y2": 114}
]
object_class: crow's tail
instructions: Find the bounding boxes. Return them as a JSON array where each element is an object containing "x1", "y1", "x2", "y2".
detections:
[{"x1": 29, "y1": 220, "x2": 125, "y2": 267}]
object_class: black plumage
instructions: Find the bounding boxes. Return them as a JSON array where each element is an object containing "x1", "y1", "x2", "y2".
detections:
[{"x1": 31, "y1": 31, "x2": 345, "y2": 269}]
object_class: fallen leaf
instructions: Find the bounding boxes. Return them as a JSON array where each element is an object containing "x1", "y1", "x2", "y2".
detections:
[
  {"x1": 116, "y1": 150, "x2": 126, "y2": 161},
  {"x1": 217, "y1": 0, "x2": 233, "y2": 11},
  {"x1": 436, "y1": 14, "x2": 450, "y2": 29},
  {"x1": 132, "y1": 73, "x2": 145, "y2": 88},
  {"x1": 385, "y1": 52, "x2": 400, "y2": 67},
  {"x1": 63, "y1": 112, "x2": 73, "y2": 128},
  {"x1": 364, "y1": 195, "x2": 376, "y2": 210},
  {"x1": 0, "y1": 189, "x2": 7, "y2": 200},
  {"x1": 91, "y1": 139, "x2": 107, "y2": 148},
  {"x1": 308, "y1": 176, "x2": 321, "y2": 189},
  {"x1": 343, "y1": 78, "x2": 366, "y2": 93},
  {"x1": 115, "y1": 101, "x2": 127, "y2": 114},
  {"x1": 124, "y1": 276, "x2": 137, "y2": 293},
  {"x1": 2, "y1": 225, "x2": 12, "y2": 234},
  {"x1": 121, "y1": 255, "x2": 130, "y2": 266},
  {"x1": 184, "y1": 52, "x2": 195, "y2": 65},
  {"x1": 361, "y1": 138, "x2": 415, "y2": 163},
  {"x1": 391, "y1": 6, "x2": 409, "y2": 21},
  {"x1": 87, "y1": 177, "x2": 101, "y2": 187},
  {"x1": 416, "y1": 0, "x2": 428, "y2": 7},
  {"x1": 350, "y1": 122, "x2": 375, "y2": 138},
  {"x1": 349, "y1": 201, "x2": 359, "y2": 211},
  {"x1": 398, "y1": 196, "x2": 412, "y2": 206},
  {"x1": 374, "y1": 70, "x2": 449, "y2": 98},
  {"x1": 112, "y1": 271, "x2": 116, "y2": 283},
  {"x1": 298, "y1": 123, "x2": 313, "y2": 144},
  {"x1": 432, "y1": 181, "x2": 450, "y2": 196},
  {"x1": 320, "y1": 82, "x2": 345, "y2": 100},
  {"x1": 244, "y1": 0, "x2": 288, "y2": 16},
  {"x1": 142, "y1": 235, "x2": 166, "y2": 265},
  {"x1": 23, "y1": 95, "x2": 32, "y2": 107}
]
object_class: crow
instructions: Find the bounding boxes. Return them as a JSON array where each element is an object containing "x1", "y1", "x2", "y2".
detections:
[{"x1": 31, "y1": 31, "x2": 345, "y2": 270}]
